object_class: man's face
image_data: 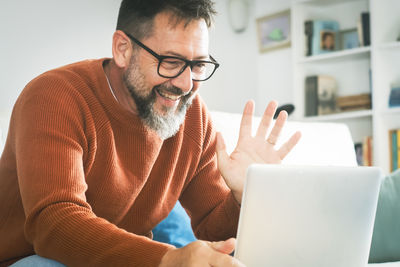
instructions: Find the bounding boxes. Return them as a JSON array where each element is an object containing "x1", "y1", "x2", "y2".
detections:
[{"x1": 123, "y1": 12, "x2": 210, "y2": 139}]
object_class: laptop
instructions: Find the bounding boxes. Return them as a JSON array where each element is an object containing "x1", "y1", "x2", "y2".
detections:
[{"x1": 234, "y1": 164, "x2": 383, "y2": 267}]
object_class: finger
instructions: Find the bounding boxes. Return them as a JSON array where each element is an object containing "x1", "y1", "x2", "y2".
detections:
[
  {"x1": 209, "y1": 238, "x2": 236, "y2": 254},
  {"x1": 266, "y1": 110, "x2": 287, "y2": 146},
  {"x1": 231, "y1": 257, "x2": 247, "y2": 267},
  {"x1": 277, "y1": 131, "x2": 302, "y2": 159},
  {"x1": 216, "y1": 132, "x2": 230, "y2": 177},
  {"x1": 238, "y1": 100, "x2": 255, "y2": 142},
  {"x1": 256, "y1": 100, "x2": 278, "y2": 139},
  {"x1": 208, "y1": 250, "x2": 246, "y2": 267},
  {"x1": 216, "y1": 131, "x2": 227, "y2": 153}
]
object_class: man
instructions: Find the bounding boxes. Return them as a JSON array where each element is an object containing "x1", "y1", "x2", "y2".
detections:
[{"x1": 0, "y1": 0, "x2": 300, "y2": 266}]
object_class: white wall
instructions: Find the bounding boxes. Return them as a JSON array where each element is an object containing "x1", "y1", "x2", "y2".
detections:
[
  {"x1": 202, "y1": 0, "x2": 293, "y2": 115},
  {"x1": 200, "y1": 0, "x2": 258, "y2": 114},
  {"x1": 0, "y1": 0, "x2": 120, "y2": 113},
  {"x1": 0, "y1": 0, "x2": 293, "y2": 119},
  {"x1": 254, "y1": 0, "x2": 293, "y2": 115}
]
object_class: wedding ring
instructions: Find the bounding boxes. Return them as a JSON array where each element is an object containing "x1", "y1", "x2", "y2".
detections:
[{"x1": 267, "y1": 139, "x2": 276, "y2": 145}]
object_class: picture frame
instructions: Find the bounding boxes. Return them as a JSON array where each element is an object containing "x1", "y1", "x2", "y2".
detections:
[
  {"x1": 339, "y1": 28, "x2": 360, "y2": 50},
  {"x1": 320, "y1": 30, "x2": 336, "y2": 51},
  {"x1": 256, "y1": 9, "x2": 291, "y2": 53}
]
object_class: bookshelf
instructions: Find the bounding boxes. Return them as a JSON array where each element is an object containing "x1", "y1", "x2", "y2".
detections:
[{"x1": 291, "y1": 0, "x2": 400, "y2": 174}]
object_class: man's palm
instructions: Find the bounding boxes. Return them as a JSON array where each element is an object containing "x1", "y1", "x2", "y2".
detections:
[{"x1": 216, "y1": 100, "x2": 301, "y2": 203}]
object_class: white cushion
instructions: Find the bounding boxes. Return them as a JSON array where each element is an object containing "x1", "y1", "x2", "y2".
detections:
[{"x1": 210, "y1": 111, "x2": 358, "y2": 167}]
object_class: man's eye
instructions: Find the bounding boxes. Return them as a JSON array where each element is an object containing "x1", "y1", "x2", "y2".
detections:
[
  {"x1": 162, "y1": 60, "x2": 183, "y2": 69},
  {"x1": 193, "y1": 62, "x2": 206, "y2": 71}
]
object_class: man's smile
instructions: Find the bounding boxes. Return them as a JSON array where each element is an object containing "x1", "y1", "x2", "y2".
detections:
[{"x1": 156, "y1": 87, "x2": 183, "y2": 101}]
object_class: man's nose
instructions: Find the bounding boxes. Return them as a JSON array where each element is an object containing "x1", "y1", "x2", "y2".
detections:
[{"x1": 170, "y1": 66, "x2": 193, "y2": 94}]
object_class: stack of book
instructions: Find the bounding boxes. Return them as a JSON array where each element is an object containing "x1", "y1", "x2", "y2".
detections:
[
  {"x1": 336, "y1": 93, "x2": 371, "y2": 111},
  {"x1": 354, "y1": 136, "x2": 373, "y2": 166},
  {"x1": 389, "y1": 129, "x2": 400, "y2": 171}
]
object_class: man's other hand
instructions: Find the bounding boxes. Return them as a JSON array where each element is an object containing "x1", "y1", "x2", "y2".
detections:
[{"x1": 159, "y1": 238, "x2": 246, "y2": 267}]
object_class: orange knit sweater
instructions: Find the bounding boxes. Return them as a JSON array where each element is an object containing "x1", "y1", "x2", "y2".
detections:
[{"x1": 0, "y1": 59, "x2": 240, "y2": 266}]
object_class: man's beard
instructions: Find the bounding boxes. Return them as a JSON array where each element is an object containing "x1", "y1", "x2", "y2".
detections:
[{"x1": 123, "y1": 56, "x2": 194, "y2": 140}]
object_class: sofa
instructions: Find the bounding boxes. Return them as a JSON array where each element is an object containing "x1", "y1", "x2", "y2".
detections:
[{"x1": 1, "y1": 110, "x2": 399, "y2": 266}]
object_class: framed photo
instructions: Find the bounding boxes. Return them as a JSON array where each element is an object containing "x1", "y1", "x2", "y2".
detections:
[
  {"x1": 256, "y1": 9, "x2": 291, "y2": 53},
  {"x1": 339, "y1": 28, "x2": 360, "y2": 50},
  {"x1": 320, "y1": 30, "x2": 336, "y2": 51}
]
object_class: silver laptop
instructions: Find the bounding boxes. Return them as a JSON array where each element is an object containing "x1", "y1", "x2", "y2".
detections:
[{"x1": 234, "y1": 164, "x2": 382, "y2": 267}]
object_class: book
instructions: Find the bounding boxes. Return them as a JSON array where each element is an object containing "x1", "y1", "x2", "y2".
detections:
[
  {"x1": 304, "y1": 20, "x2": 313, "y2": 56},
  {"x1": 398, "y1": 129, "x2": 400, "y2": 170},
  {"x1": 304, "y1": 76, "x2": 318, "y2": 116},
  {"x1": 313, "y1": 20, "x2": 339, "y2": 55},
  {"x1": 336, "y1": 93, "x2": 371, "y2": 111},
  {"x1": 357, "y1": 12, "x2": 370, "y2": 46},
  {"x1": 362, "y1": 136, "x2": 373, "y2": 166},
  {"x1": 354, "y1": 143, "x2": 363, "y2": 166},
  {"x1": 361, "y1": 12, "x2": 370, "y2": 46},
  {"x1": 389, "y1": 85, "x2": 400, "y2": 107},
  {"x1": 304, "y1": 75, "x2": 337, "y2": 116},
  {"x1": 317, "y1": 75, "x2": 337, "y2": 115}
]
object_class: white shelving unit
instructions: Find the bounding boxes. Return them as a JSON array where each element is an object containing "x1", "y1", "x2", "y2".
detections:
[{"x1": 291, "y1": 0, "x2": 400, "y2": 174}]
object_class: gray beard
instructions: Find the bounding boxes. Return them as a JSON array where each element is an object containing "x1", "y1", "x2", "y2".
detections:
[
  {"x1": 134, "y1": 87, "x2": 193, "y2": 140},
  {"x1": 144, "y1": 96, "x2": 192, "y2": 140},
  {"x1": 122, "y1": 59, "x2": 194, "y2": 140}
]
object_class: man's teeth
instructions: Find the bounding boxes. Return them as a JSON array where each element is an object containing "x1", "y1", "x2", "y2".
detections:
[{"x1": 158, "y1": 90, "x2": 181, "y2": 101}]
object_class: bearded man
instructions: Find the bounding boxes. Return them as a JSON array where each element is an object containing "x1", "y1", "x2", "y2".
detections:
[{"x1": 0, "y1": 0, "x2": 300, "y2": 266}]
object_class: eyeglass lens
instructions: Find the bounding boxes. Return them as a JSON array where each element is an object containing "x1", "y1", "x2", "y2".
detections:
[{"x1": 159, "y1": 58, "x2": 216, "y2": 81}]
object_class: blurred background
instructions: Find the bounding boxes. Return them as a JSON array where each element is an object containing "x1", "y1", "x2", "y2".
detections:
[
  {"x1": 0, "y1": 0, "x2": 292, "y2": 116},
  {"x1": 2, "y1": 0, "x2": 400, "y2": 173}
]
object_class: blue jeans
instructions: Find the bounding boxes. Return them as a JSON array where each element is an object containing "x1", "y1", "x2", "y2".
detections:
[
  {"x1": 10, "y1": 255, "x2": 65, "y2": 267},
  {"x1": 153, "y1": 201, "x2": 196, "y2": 248}
]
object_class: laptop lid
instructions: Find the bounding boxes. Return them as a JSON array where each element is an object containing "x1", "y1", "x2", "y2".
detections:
[{"x1": 234, "y1": 164, "x2": 382, "y2": 267}]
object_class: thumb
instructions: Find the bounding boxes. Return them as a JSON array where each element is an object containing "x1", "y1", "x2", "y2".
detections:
[
  {"x1": 216, "y1": 132, "x2": 229, "y2": 175},
  {"x1": 209, "y1": 238, "x2": 236, "y2": 254}
]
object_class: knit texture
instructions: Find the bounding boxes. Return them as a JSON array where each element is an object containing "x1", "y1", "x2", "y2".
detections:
[{"x1": 0, "y1": 59, "x2": 240, "y2": 266}]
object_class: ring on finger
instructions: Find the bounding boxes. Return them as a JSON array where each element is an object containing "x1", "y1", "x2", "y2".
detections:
[{"x1": 267, "y1": 139, "x2": 276, "y2": 145}]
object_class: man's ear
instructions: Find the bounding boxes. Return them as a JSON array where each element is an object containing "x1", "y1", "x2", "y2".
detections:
[{"x1": 112, "y1": 30, "x2": 132, "y2": 69}]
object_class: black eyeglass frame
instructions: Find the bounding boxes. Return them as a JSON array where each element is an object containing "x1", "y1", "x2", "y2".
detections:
[{"x1": 123, "y1": 32, "x2": 220, "y2": 82}]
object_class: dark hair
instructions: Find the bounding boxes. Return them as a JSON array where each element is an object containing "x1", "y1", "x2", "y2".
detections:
[{"x1": 116, "y1": 0, "x2": 217, "y2": 40}]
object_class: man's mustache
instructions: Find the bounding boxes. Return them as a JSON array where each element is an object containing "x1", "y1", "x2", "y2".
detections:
[{"x1": 154, "y1": 84, "x2": 192, "y2": 98}]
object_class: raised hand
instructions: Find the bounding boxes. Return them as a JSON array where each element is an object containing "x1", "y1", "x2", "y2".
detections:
[{"x1": 216, "y1": 100, "x2": 301, "y2": 203}]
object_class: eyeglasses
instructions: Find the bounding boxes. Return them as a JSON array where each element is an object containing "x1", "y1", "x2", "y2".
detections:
[{"x1": 124, "y1": 32, "x2": 220, "y2": 82}]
